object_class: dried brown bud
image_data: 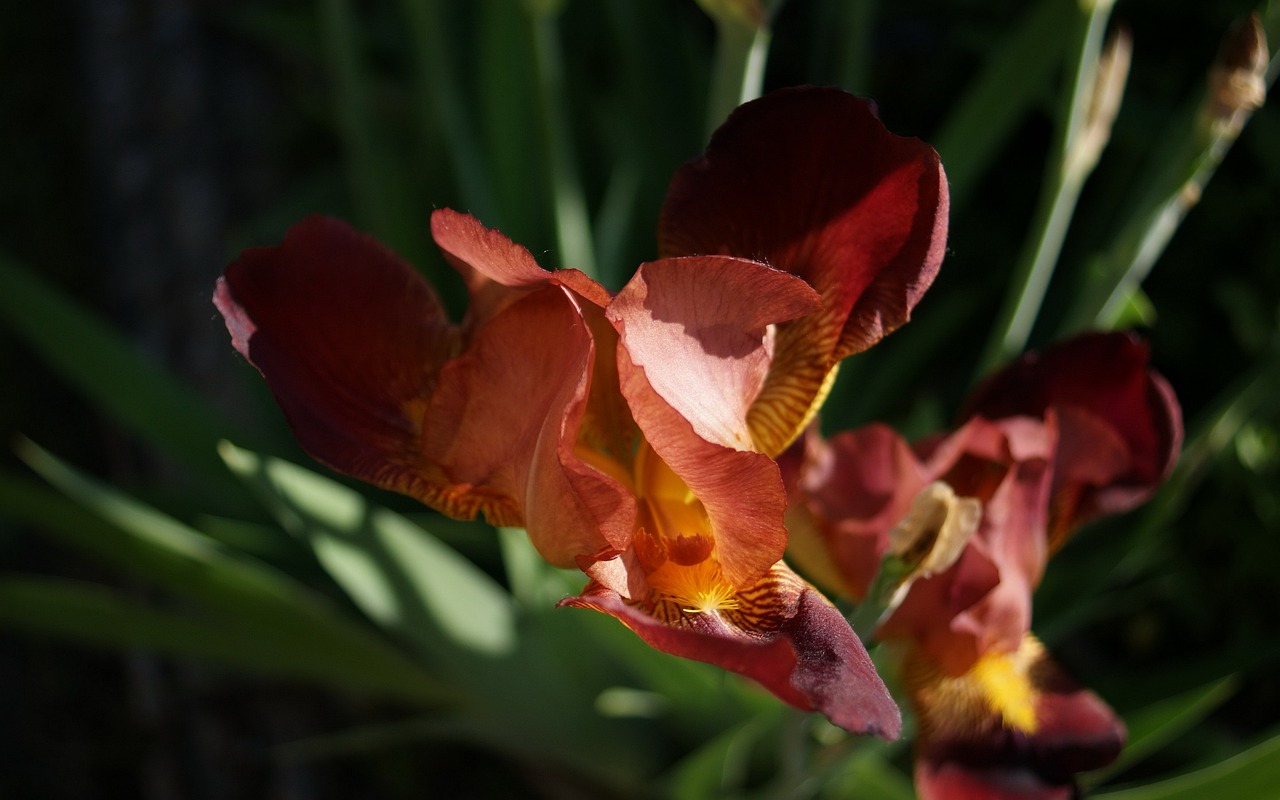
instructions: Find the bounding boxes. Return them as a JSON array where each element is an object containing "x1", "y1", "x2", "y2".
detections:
[
  {"x1": 1067, "y1": 26, "x2": 1133, "y2": 181},
  {"x1": 696, "y1": 0, "x2": 766, "y2": 29},
  {"x1": 1204, "y1": 14, "x2": 1268, "y2": 136}
]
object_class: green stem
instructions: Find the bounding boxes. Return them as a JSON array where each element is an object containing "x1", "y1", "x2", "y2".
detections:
[
  {"x1": 834, "y1": 0, "x2": 877, "y2": 93},
  {"x1": 847, "y1": 555, "x2": 911, "y2": 641},
  {"x1": 704, "y1": 1, "x2": 781, "y2": 137},
  {"x1": 528, "y1": 8, "x2": 597, "y2": 277},
  {"x1": 317, "y1": 0, "x2": 391, "y2": 241},
  {"x1": 977, "y1": 1, "x2": 1113, "y2": 376},
  {"x1": 1065, "y1": 14, "x2": 1278, "y2": 332},
  {"x1": 397, "y1": 0, "x2": 501, "y2": 227}
]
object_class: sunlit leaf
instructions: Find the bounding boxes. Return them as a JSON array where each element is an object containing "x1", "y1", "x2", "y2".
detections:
[
  {"x1": 220, "y1": 441, "x2": 516, "y2": 658},
  {"x1": 7, "y1": 445, "x2": 446, "y2": 705},
  {"x1": 0, "y1": 575, "x2": 437, "y2": 699}
]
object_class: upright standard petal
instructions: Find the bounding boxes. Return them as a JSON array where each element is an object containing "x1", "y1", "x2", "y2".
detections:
[
  {"x1": 607, "y1": 256, "x2": 820, "y2": 588},
  {"x1": 659, "y1": 86, "x2": 949, "y2": 455}
]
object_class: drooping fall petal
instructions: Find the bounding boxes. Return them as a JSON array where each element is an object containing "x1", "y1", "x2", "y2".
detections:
[
  {"x1": 908, "y1": 635, "x2": 1124, "y2": 800},
  {"x1": 560, "y1": 563, "x2": 902, "y2": 739},
  {"x1": 963, "y1": 331, "x2": 1183, "y2": 547},
  {"x1": 659, "y1": 86, "x2": 949, "y2": 455}
]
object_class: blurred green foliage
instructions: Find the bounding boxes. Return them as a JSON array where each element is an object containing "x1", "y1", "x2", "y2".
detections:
[{"x1": 1, "y1": 0, "x2": 1278, "y2": 797}]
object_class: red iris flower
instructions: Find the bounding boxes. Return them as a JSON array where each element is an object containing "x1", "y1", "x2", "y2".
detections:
[
  {"x1": 789, "y1": 332, "x2": 1182, "y2": 795},
  {"x1": 214, "y1": 87, "x2": 946, "y2": 737}
]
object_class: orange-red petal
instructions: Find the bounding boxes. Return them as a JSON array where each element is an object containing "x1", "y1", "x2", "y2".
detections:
[
  {"x1": 560, "y1": 563, "x2": 902, "y2": 739},
  {"x1": 790, "y1": 423, "x2": 931, "y2": 599},
  {"x1": 607, "y1": 257, "x2": 821, "y2": 587},
  {"x1": 608, "y1": 256, "x2": 821, "y2": 452},
  {"x1": 216, "y1": 214, "x2": 634, "y2": 561},
  {"x1": 423, "y1": 287, "x2": 635, "y2": 564}
]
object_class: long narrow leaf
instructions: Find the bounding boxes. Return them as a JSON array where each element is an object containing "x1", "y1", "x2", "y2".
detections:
[
  {"x1": 220, "y1": 442, "x2": 516, "y2": 659},
  {"x1": 933, "y1": 0, "x2": 1072, "y2": 208},
  {"x1": 1096, "y1": 731, "x2": 1280, "y2": 800},
  {"x1": 8, "y1": 445, "x2": 447, "y2": 705},
  {"x1": 0, "y1": 249, "x2": 250, "y2": 480},
  {"x1": 0, "y1": 576, "x2": 436, "y2": 700},
  {"x1": 1088, "y1": 677, "x2": 1237, "y2": 785}
]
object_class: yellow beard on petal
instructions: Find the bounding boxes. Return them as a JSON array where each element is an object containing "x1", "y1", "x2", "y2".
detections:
[
  {"x1": 906, "y1": 636, "x2": 1043, "y2": 742},
  {"x1": 972, "y1": 648, "x2": 1039, "y2": 734}
]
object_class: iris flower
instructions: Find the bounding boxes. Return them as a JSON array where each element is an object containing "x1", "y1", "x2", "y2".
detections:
[
  {"x1": 214, "y1": 87, "x2": 946, "y2": 736},
  {"x1": 789, "y1": 332, "x2": 1182, "y2": 796}
]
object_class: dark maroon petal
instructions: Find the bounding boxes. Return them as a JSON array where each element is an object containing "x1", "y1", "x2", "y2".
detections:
[
  {"x1": 659, "y1": 86, "x2": 948, "y2": 358},
  {"x1": 559, "y1": 570, "x2": 902, "y2": 739},
  {"x1": 963, "y1": 332, "x2": 1183, "y2": 541},
  {"x1": 215, "y1": 216, "x2": 457, "y2": 503},
  {"x1": 915, "y1": 761, "x2": 1075, "y2": 800},
  {"x1": 659, "y1": 86, "x2": 948, "y2": 456}
]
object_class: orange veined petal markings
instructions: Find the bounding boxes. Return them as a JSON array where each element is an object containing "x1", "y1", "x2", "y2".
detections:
[
  {"x1": 394, "y1": 396, "x2": 522, "y2": 526},
  {"x1": 748, "y1": 355, "x2": 841, "y2": 457},
  {"x1": 644, "y1": 558, "x2": 805, "y2": 635},
  {"x1": 721, "y1": 563, "x2": 806, "y2": 633}
]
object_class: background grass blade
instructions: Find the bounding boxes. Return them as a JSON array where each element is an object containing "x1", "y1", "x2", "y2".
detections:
[
  {"x1": 220, "y1": 442, "x2": 516, "y2": 659},
  {"x1": 8, "y1": 443, "x2": 448, "y2": 704}
]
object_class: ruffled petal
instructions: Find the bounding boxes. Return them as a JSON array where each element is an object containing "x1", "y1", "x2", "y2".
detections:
[
  {"x1": 963, "y1": 331, "x2": 1183, "y2": 545},
  {"x1": 215, "y1": 216, "x2": 460, "y2": 505},
  {"x1": 659, "y1": 86, "x2": 948, "y2": 454},
  {"x1": 559, "y1": 563, "x2": 902, "y2": 739},
  {"x1": 430, "y1": 208, "x2": 613, "y2": 328},
  {"x1": 217, "y1": 214, "x2": 633, "y2": 555}
]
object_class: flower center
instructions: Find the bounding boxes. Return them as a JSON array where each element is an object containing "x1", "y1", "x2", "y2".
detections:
[{"x1": 648, "y1": 558, "x2": 739, "y2": 614}]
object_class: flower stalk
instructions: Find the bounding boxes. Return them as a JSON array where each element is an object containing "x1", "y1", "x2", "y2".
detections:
[{"x1": 978, "y1": 1, "x2": 1120, "y2": 374}]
